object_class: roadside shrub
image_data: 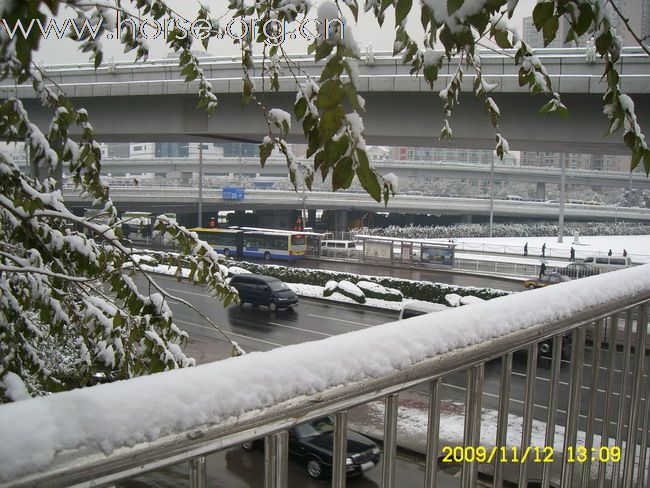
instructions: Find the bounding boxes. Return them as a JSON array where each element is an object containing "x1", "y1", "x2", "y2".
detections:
[
  {"x1": 334, "y1": 281, "x2": 366, "y2": 303},
  {"x1": 357, "y1": 281, "x2": 403, "y2": 302}
]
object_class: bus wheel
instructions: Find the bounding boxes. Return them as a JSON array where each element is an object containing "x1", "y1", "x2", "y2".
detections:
[
  {"x1": 263, "y1": 251, "x2": 271, "y2": 261},
  {"x1": 224, "y1": 248, "x2": 230, "y2": 257}
]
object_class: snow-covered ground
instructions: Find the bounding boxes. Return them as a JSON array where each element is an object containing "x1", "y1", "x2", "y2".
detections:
[{"x1": 451, "y1": 235, "x2": 650, "y2": 263}]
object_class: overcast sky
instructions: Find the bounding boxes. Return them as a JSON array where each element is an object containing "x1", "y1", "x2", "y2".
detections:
[{"x1": 33, "y1": 0, "x2": 537, "y2": 64}]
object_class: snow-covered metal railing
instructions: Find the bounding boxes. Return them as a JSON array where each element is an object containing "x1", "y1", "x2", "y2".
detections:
[{"x1": 1, "y1": 266, "x2": 649, "y2": 487}]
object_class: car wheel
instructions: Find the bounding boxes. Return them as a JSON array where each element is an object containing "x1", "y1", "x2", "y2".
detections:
[
  {"x1": 269, "y1": 302, "x2": 277, "y2": 312},
  {"x1": 241, "y1": 440, "x2": 255, "y2": 451},
  {"x1": 224, "y1": 248, "x2": 230, "y2": 257},
  {"x1": 263, "y1": 251, "x2": 271, "y2": 262},
  {"x1": 527, "y1": 284, "x2": 536, "y2": 290},
  {"x1": 537, "y1": 341, "x2": 552, "y2": 357},
  {"x1": 306, "y1": 458, "x2": 323, "y2": 479}
]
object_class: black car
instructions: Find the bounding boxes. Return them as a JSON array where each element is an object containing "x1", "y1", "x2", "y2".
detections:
[
  {"x1": 229, "y1": 274, "x2": 298, "y2": 311},
  {"x1": 241, "y1": 416, "x2": 380, "y2": 479}
]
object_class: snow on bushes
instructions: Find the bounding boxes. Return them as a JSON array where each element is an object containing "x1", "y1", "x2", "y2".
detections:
[
  {"x1": 227, "y1": 261, "x2": 506, "y2": 304},
  {"x1": 357, "y1": 281, "x2": 403, "y2": 302},
  {"x1": 329, "y1": 280, "x2": 366, "y2": 304},
  {"x1": 352, "y1": 222, "x2": 650, "y2": 240},
  {"x1": 323, "y1": 280, "x2": 338, "y2": 297}
]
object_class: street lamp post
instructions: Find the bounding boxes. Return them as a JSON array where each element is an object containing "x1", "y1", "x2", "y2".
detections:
[
  {"x1": 489, "y1": 157, "x2": 494, "y2": 237},
  {"x1": 197, "y1": 142, "x2": 203, "y2": 227},
  {"x1": 558, "y1": 155, "x2": 566, "y2": 243}
]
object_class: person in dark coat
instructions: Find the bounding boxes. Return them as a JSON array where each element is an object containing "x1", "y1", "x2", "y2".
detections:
[
  {"x1": 539, "y1": 262, "x2": 547, "y2": 279},
  {"x1": 623, "y1": 249, "x2": 628, "y2": 257},
  {"x1": 570, "y1": 247, "x2": 575, "y2": 261},
  {"x1": 541, "y1": 243, "x2": 546, "y2": 257},
  {"x1": 524, "y1": 242, "x2": 528, "y2": 256},
  {"x1": 608, "y1": 249, "x2": 612, "y2": 256}
]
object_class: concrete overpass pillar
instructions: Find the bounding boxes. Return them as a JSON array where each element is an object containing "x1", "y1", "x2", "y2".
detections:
[
  {"x1": 334, "y1": 210, "x2": 348, "y2": 235},
  {"x1": 536, "y1": 182, "x2": 546, "y2": 201},
  {"x1": 307, "y1": 209, "x2": 316, "y2": 228}
]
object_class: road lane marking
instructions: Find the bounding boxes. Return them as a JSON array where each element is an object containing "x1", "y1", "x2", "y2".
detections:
[
  {"x1": 175, "y1": 319, "x2": 284, "y2": 347},
  {"x1": 441, "y1": 382, "x2": 620, "y2": 427},
  {"x1": 269, "y1": 322, "x2": 332, "y2": 337},
  {"x1": 167, "y1": 287, "x2": 215, "y2": 299},
  {"x1": 307, "y1": 314, "x2": 372, "y2": 327}
]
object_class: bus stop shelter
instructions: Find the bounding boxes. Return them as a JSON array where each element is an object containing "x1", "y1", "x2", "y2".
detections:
[{"x1": 355, "y1": 235, "x2": 457, "y2": 267}]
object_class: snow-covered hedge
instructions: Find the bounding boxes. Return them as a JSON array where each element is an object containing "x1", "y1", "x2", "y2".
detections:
[
  {"x1": 329, "y1": 280, "x2": 366, "y2": 304},
  {"x1": 351, "y1": 222, "x2": 650, "y2": 239},
  {"x1": 145, "y1": 252, "x2": 507, "y2": 304},
  {"x1": 224, "y1": 261, "x2": 507, "y2": 304},
  {"x1": 357, "y1": 281, "x2": 403, "y2": 302}
]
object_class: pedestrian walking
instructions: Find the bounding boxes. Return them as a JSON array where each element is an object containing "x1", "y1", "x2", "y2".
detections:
[
  {"x1": 608, "y1": 249, "x2": 612, "y2": 256},
  {"x1": 524, "y1": 242, "x2": 528, "y2": 256},
  {"x1": 570, "y1": 247, "x2": 575, "y2": 261},
  {"x1": 623, "y1": 249, "x2": 628, "y2": 257},
  {"x1": 539, "y1": 262, "x2": 547, "y2": 279},
  {"x1": 541, "y1": 243, "x2": 546, "y2": 257}
]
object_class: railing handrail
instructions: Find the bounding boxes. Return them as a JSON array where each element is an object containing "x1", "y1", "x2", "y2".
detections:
[{"x1": 1, "y1": 265, "x2": 649, "y2": 487}]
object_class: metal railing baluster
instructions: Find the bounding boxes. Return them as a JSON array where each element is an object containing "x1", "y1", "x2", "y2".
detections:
[
  {"x1": 462, "y1": 365, "x2": 484, "y2": 488},
  {"x1": 597, "y1": 314, "x2": 619, "y2": 488},
  {"x1": 561, "y1": 326, "x2": 585, "y2": 487},
  {"x1": 613, "y1": 308, "x2": 636, "y2": 487},
  {"x1": 265, "y1": 434, "x2": 277, "y2": 488},
  {"x1": 581, "y1": 319, "x2": 603, "y2": 488},
  {"x1": 188, "y1": 456, "x2": 206, "y2": 488},
  {"x1": 494, "y1": 353, "x2": 512, "y2": 488},
  {"x1": 518, "y1": 345, "x2": 537, "y2": 488},
  {"x1": 623, "y1": 304, "x2": 648, "y2": 486},
  {"x1": 635, "y1": 368, "x2": 650, "y2": 488},
  {"x1": 542, "y1": 336, "x2": 562, "y2": 488},
  {"x1": 333, "y1": 411, "x2": 348, "y2": 488},
  {"x1": 425, "y1": 379, "x2": 441, "y2": 488},
  {"x1": 382, "y1": 394, "x2": 399, "y2": 488}
]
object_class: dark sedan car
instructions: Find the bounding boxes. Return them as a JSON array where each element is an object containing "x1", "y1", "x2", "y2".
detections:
[
  {"x1": 242, "y1": 416, "x2": 380, "y2": 479},
  {"x1": 229, "y1": 274, "x2": 298, "y2": 311}
]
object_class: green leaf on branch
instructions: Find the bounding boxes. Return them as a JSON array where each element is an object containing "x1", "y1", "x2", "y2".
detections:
[
  {"x1": 318, "y1": 105, "x2": 345, "y2": 141},
  {"x1": 294, "y1": 97, "x2": 307, "y2": 121},
  {"x1": 316, "y1": 80, "x2": 343, "y2": 109},
  {"x1": 447, "y1": 0, "x2": 464, "y2": 16},
  {"x1": 332, "y1": 156, "x2": 354, "y2": 191},
  {"x1": 532, "y1": 2, "x2": 554, "y2": 30},
  {"x1": 396, "y1": 0, "x2": 412, "y2": 26},
  {"x1": 542, "y1": 16, "x2": 559, "y2": 47},
  {"x1": 356, "y1": 149, "x2": 381, "y2": 202},
  {"x1": 494, "y1": 29, "x2": 512, "y2": 49},
  {"x1": 259, "y1": 140, "x2": 274, "y2": 167}
]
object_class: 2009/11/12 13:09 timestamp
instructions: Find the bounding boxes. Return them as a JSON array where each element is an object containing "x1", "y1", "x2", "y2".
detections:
[{"x1": 440, "y1": 445, "x2": 622, "y2": 464}]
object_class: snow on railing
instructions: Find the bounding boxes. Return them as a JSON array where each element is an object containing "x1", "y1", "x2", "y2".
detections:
[{"x1": 1, "y1": 265, "x2": 649, "y2": 487}]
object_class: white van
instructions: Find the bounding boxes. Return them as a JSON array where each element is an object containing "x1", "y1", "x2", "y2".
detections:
[
  {"x1": 399, "y1": 302, "x2": 449, "y2": 320},
  {"x1": 320, "y1": 240, "x2": 359, "y2": 258},
  {"x1": 582, "y1": 256, "x2": 633, "y2": 272}
]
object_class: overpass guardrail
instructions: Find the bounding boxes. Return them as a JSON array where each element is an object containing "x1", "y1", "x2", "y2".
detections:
[{"x1": 1, "y1": 266, "x2": 649, "y2": 487}]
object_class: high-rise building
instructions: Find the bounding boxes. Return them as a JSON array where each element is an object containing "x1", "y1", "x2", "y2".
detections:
[{"x1": 389, "y1": 146, "x2": 518, "y2": 166}]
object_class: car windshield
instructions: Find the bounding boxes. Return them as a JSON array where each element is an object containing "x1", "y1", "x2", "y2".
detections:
[
  {"x1": 268, "y1": 280, "x2": 289, "y2": 291},
  {"x1": 295, "y1": 417, "x2": 334, "y2": 437}
]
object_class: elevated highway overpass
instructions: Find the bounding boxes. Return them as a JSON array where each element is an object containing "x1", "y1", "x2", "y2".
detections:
[
  {"x1": 3, "y1": 48, "x2": 650, "y2": 153},
  {"x1": 63, "y1": 187, "x2": 650, "y2": 222},
  {"x1": 95, "y1": 157, "x2": 650, "y2": 190}
]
